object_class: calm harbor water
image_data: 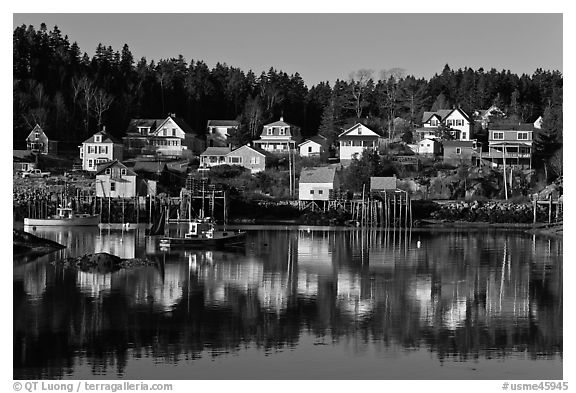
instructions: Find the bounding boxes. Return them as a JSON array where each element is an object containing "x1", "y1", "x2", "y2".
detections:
[{"x1": 13, "y1": 225, "x2": 562, "y2": 380}]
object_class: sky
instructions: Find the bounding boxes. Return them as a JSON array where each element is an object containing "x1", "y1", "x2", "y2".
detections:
[{"x1": 12, "y1": 13, "x2": 563, "y2": 87}]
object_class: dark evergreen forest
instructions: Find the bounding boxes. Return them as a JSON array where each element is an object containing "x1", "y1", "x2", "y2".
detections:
[{"x1": 13, "y1": 23, "x2": 563, "y2": 162}]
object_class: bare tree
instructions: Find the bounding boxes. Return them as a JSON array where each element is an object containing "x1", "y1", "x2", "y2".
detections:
[
  {"x1": 349, "y1": 69, "x2": 373, "y2": 119},
  {"x1": 380, "y1": 68, "x2": 405, "y2": 140},
  {"x1": 548, "y1": 148, "x2": 563, "y2": 180},
  {"x1": 73, "y1": 76, "x2": 97, "y2": 134},
  {"x1": 91, "y1": 89, "x2": 114, "y2": 130}
]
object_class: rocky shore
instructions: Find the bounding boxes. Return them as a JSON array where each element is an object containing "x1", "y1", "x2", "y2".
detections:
[
  {"x1": 13, "y1": 229, "x2": 66, "y2": 258},
  {"x1": 52, "y1": 252, "x2": 158, "y2": 273},
  {"x1": 430, "y1": 200, "x2": 556, "y2": 224}
]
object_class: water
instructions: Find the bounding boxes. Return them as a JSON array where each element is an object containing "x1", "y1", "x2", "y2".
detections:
[{"x1": 13, "y1": 225, "x2": 562, "y2": 380}]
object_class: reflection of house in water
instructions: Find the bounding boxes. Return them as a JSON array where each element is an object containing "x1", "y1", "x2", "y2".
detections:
[
  {"x1": 77, "y1": 271, "x2": 112, "y2": 298},
  {"x1": 20, "y1": 263, "x2": 48, "y2": 300},
  {"x1": 336, "y1": 272, "x2": 374, "y2": 320},
  {"x1": 128, "y1": 264, "x2": 187, "y2": 312},
  {"x1": 408, "y1": 277, "x2": 437, "y2": 326},
  {"x1": 297, "y1": 231, "x2": 333, "y2": 273},
  {"x1": 297, "y1": 272, "x2": 319, "y2": 298},
  {"x1": 258, "y1": 273, "x2": 290, "y2": 313},
  {"x1": 94, "y1": 232, "x2": 136, "y2": 259},
  {"x1": 195, "y1": 254, "x2": 264, "y2": 307}
]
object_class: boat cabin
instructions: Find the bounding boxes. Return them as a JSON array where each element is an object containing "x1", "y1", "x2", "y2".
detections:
[
  {"x1": 56, "y1": 208, "x2": 75, "y2": 219},
  {"x1": 186, "y1": 219, "x2": 215, "y2": 239}
]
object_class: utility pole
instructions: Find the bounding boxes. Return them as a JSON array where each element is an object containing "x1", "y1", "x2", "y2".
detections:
[{"x1": 502, "y1": 142, "x2": 508, "y2": 200}]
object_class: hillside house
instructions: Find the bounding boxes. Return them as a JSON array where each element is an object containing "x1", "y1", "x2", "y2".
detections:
[
  {"x1": 253, "y1": 117, "x2": 301, "y2": 154},
  {"x1": 122, "y1": 115, "x2": 204, "y2": 158},
  {"x1": 338, "y1": 123, "x2": 380, "y2": 163},
  {"x1": 13, "y1": 150, "x2": 37, "y2": 173},
  {"x1": 95, "y1": 160, "x2": 139, "y2": 197},
  {"x1": 226, "y1": 145, "x2": 272, "y2": 174},
  {"x1": 298, "y1": 166, "x2": 340, "y2": 202},
  {"x1": 481, "y1": 125, "x2": 533, "y2": 169},
  {"x1": 79, "y1": 128, "x2": 123, "y2": 171},
  {"x1": 422, "y1": 108, "x2": 473, "y2": 141},
  {"x1": 206, "y1": 120, "x2": 239, "y2": 147},
  {"x1": 26, "y1": 124, "x2": 57, "y2": 155},
  {"x1": 473, "y1": 105, "x2": 505, "y2": 129},
  {"x1": 299, "y1": 135, "x2": 327, "y2": 157},
  {"x1": 411, "y1": 138, "x2": 442, "y2": 155},
  {"x1": 200, "y1": 147, "x2": 232, "y2": 169},
  {"x1": 443, "y1": 140, "x2": 481, "y2": 166}
]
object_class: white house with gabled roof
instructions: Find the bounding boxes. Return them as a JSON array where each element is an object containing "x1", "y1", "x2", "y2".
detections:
[
  {"x1": 337, "y1": 123, "x2": 380, "y2": 162},
  {"x1": 422, "y1": 108, "x2": 473, "y2": 141},
  {"x1": 79, "y1": 127, "x2": 123, "y2": 171},
  {"x1": 299, "y1": 135, "x2": 327, "y2": 157}
]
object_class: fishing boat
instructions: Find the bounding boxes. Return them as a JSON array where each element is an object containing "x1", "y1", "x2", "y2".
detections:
[
  {"x1": 24, "y1": 207, "x2": 100, "y2": 227},
  {"x1": 159, "y1": 218, "x2": 246, "y2": 248}
]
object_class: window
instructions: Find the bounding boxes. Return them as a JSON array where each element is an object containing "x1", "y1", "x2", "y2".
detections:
[
  {"x1": 357, "y1": 127, "x2": 362, "y2": 135},
  {"x1": 121, "y1": 169, "x2": 127, "y2": 176},
  {"x1": 110, "y1": 182, "x2": 115, "y2": 192},
  {"x1": 95, "y1": 135, "x2": 101, "y2": 143},
  {"x1": 462, "y1": 132, "x2": 467, "y2": 139},
  {"x1": 267, "y1": 128, "x2": 273, "y2": 135},
  {"x1": 88, "y1": 159, "x2": 93, "y2": 168},
  {"x1": 430, "y1": 119, "x2": 437, "y2": 126},
  {"x1": 310, "y1": 190, "x2": 314, "y2": 195},
  {"x1": 318, "y1": 190, "x2": 323, "y2": 195},
  {"x1": 308, "y1": 146, "x2": 312, "y2": 153},
  {"x1": 35, "y1": 132, "x2": 39, "y2": 138},
  {"x1": 163, "y1": 128, "x2": 167, "y2": 136},
  {"x1": 353, "y1": 140, "x2": 362, "y2": 147},
  {"x1": 517, "y1": 132, "x2": 529, "y2": 140},
  {"x1": 230, "y1": 156, "x2": 242, "y2": 164},
  {"x1": 279, "y1": 128, "x2": 286, "y2": 135},
  {"x1": 456, "y1": 147, "x2": 462, "y2": 154},
  {"x1": 172, "y1": 128, "x2": 176, "y2": 136},
  {"x1": 105, "y1": 168, "x2": 111, "y2": 175},
  {"x1": 341, "y1": 140, "x2": 352, "y2": 147},
  {"x1": 493, "y1": 132, "x2": 504, "y2": 140},
  {"x1": 250, "y1": 156, "x2": 259, "y2": 164}
]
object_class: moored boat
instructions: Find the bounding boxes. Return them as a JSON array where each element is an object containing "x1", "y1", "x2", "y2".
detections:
[
  {"x1": 24, "y1": 208, "x2": 100, "y2": 227},
  {"x1": 159, "y1": 218, "x2": 246, "y2": 248}
]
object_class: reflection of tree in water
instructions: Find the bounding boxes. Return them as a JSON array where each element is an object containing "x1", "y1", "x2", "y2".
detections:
[{"x1": 14, "y1": 230, "x2": 562, "y2": 378}]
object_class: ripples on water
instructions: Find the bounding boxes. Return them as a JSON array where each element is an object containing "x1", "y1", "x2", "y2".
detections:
[{"x1": 13, "y1": 226, "x2": 562, "y2": 379}]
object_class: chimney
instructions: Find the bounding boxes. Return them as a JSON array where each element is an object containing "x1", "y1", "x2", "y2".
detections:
[
  {"x1": 102, "y1": 125, "x2": 106, "y2": 132},
  {"x1": 280, "y1": 116, "x2": 284, "y2": 122}
]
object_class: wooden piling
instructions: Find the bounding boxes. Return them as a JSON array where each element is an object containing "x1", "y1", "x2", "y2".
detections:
[
  {"x1": 533, "y1": 196, "x2": 537, "y2": 224},
  {"x1": 548, "y1": 194, "x2": 553, "y2": 224}
]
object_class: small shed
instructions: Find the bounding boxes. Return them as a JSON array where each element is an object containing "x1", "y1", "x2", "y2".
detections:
[
  {"x1": 370, "y1": 176, "x2": 398, "y2": 192},
  {"x1": 298, "y1": 166, "x2": 339, "y2": 201},
  {"x1": 299, "y1": 135, "x2": 327, "y2": 157}
]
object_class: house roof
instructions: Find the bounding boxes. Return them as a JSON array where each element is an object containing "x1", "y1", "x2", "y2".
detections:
[
  {"x1": 200, "y1": 147, "x2": 232, "y2": 156},
  {"x1": 264, "y1": 117, "x2": 296, "y2": 128},
  {"x1": 299, "y1": 166, "x2": 337, "y2": 184},
  {"x1": 370, "y1": 176, "x2": 397, "y2": 191},
  {"x1": 13, "y1": 150, "x2": 34, "y2": 160},
  {"x1": 443, "y1": 140, "x2": 476, "y2": 147},
  {"x1": 95, "y1": 160, "x2": 137, "y2": 176},
  {"x1": 298, "y1": 135, "x2": 327, "y2": 146},
  {"x1": 207, "y1": 120, "x2": 240, "y2": 127},
  {"x1": 228, "y1": 144, "x2": 274, "y2": 158},
  {"x1": 26, "y1": 124, "x2": 46, "y2": 141},
  {"x1": 170, "y1": 117, "x2": 195, "y2": 134},
  {"x1": 125, "y1": 118, "x2": 164, "y2": 134},
  {"x1": 132, "y1": 161, "x2": 167, "y2": 173},
  {"x1": 489, "y1": 123, "x2": 535, "y2": 131},
  {"x1": 83, "y1": 131, "x2": 122, "y2": 144},
  {"x1": 337, "y1": 123, "x2": 380, "y2": 138},
  {"x1": 423, "y1": 108, "x2": 471, "y2": 123}
]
